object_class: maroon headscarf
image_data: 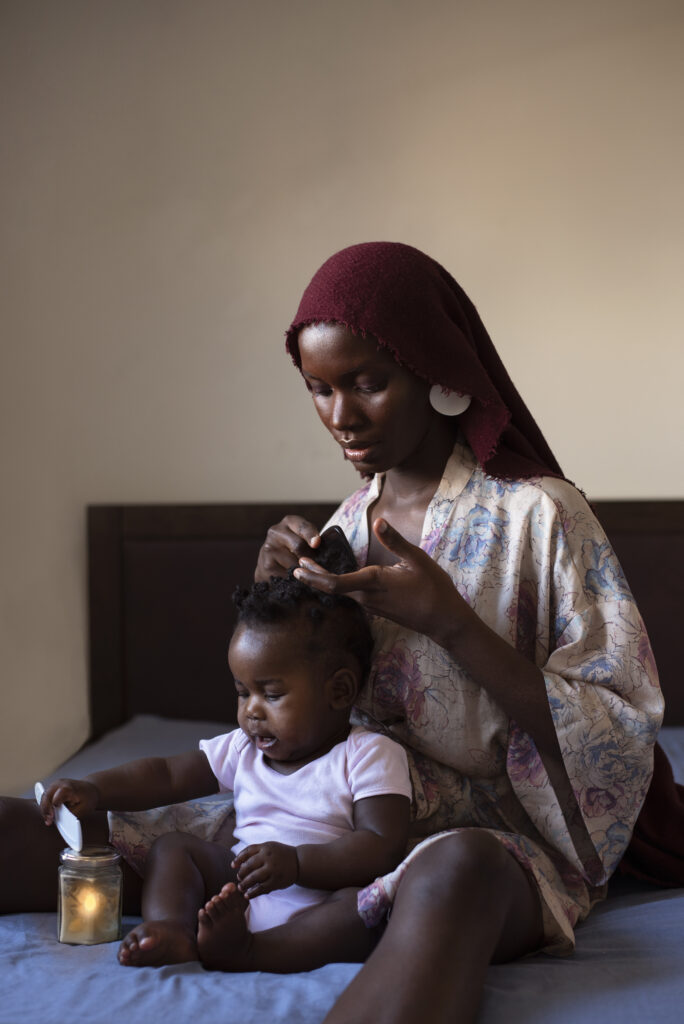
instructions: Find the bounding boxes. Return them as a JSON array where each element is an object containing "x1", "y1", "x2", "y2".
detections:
[{"x1": 286, "y1": 241, "x2": 564, "y2": 481}]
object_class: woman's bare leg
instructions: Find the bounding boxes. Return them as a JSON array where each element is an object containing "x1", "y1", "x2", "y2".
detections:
[
  {"x1": 323, "y1": 830, "x2": 544, "y2": 1024},
  {"x1": 118, "y1": 830, "x2": 234, "y2": 967},
  {"x1": 0, "y1": 797, "x2": 143, "y2": 913}
]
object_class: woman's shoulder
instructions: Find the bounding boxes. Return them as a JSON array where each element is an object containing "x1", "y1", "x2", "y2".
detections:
[
  {"x1": 453, "y1": 470, "x2": 609, "y2": 563},
  {"x1": 520, "y1": 475, "x2": 606, "y2": 542},
  {"x1": 468, "y1": 467, "x2": 596, "y2": 523}
]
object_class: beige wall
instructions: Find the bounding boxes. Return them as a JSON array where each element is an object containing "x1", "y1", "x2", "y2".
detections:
[{"x1": 2, "y1": 0, "x2": 683, "y2": 795}]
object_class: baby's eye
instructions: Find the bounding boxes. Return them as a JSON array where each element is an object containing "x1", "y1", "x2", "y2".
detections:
[{"x1": 265, "y1": 692, "x2": 284, "y2": 702}]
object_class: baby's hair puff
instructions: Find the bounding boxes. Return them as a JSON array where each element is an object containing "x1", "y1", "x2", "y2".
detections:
[{"x1": 232, "y1": 575, "x2": 373, "y2": 686}]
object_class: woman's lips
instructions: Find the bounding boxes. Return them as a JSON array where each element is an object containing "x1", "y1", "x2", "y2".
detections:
[{"x1": 342, "y1": 443, "x2": 376, "y2": 463}]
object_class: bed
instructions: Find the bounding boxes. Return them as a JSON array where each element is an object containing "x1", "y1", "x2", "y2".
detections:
[{"x1": 3, "y1": 499, "x2": 683, "y2": 1024}]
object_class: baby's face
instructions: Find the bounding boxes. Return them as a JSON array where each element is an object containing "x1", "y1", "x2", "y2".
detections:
[{"x1": 229, "y1": 622, "x2": 349, "y2": 772}]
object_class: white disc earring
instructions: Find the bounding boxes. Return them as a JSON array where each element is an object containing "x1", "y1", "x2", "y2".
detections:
[{"x1": 429, "y1": 385, "x2": 471, "y2": 416}]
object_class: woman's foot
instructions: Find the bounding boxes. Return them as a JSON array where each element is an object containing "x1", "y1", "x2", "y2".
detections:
[
  {"x1": 118, "y1": 919, "x2": 198, "y2": 967},
  {"x1": 197, "y1": 882, "x2": 253, "y2": 970}
]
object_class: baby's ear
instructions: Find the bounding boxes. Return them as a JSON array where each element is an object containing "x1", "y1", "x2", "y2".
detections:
[{"x1": 327, "y1": 668, "x2": 358, "y2": 710}]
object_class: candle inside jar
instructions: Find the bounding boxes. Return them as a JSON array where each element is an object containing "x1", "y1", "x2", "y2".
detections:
[{"x1": 58, "y1": 847, "x2": 122, "y2": 945}]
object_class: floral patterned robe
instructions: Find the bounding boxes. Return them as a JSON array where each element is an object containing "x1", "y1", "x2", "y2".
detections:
[{"x1": 327, "y1": 439, "x2": 663, "y2": 952}]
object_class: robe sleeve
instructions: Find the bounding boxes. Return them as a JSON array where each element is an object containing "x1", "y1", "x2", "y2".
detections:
[{"x1": 506, "y1": 485, "x2": 663, "y2": 884}]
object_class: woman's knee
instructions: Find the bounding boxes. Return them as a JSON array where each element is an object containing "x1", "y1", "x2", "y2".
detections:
[
  {"x1": 0, "y1": 795, "x2": 21, "y2": 833},
  {"x1": 0, "y1": 796, "x2": 54, "y2": 854},
  {"x1": 401, "y1": 831, "x2": 516, "y2": 905},
  {"x1": 0, "y1": 797, "x2": 64, "y2": 911},
  {"x1": 395, "y1": 831, "x2": 543, "y2": 958}
]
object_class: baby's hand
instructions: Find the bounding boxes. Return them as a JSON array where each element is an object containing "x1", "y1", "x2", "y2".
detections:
[
  {"x1": 231, "y1": 842, "x2": 298, "y2": 898},
  {"x1": 39, "y1": 778, "x2": 100, "y2": 823}
]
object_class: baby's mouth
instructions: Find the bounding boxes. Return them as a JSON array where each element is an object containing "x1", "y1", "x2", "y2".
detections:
[{"x1": 254, "y1": 734, "x2": 277, "y2": 751}]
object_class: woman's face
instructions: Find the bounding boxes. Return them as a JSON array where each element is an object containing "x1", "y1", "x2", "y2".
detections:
[{"x1": 297, "y1": 322, "x2": 440, "y2": 478}]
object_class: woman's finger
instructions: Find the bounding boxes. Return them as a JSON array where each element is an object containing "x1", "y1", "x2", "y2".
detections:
[
  {"x1": 256, "y1": 518, "x2": 322, "y2": 581},
  {"x1": 372, "y1": 517, "x2": 422, "y2": 561},
  {"x1": 294, "y1": 559, "x2": 381, "y2": 595},
  {"x1": 281, "y1": 516, "x2": 321, "y2": 551}
]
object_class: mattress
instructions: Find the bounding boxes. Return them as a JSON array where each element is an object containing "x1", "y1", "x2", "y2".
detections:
[{"x1": 4, "y1": 715, "x2": 684, "y2": 1024}]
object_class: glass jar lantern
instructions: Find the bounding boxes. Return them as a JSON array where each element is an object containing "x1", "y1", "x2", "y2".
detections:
[{"x1": 58, "y1": 846, "x2": 123, "y2": 945}]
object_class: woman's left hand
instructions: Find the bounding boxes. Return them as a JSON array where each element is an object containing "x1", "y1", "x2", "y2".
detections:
[{"x1": 294, "y1": 517, "x2": 474, "y2": 647}]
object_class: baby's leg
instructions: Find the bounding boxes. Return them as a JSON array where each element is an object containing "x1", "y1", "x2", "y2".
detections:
[
  {"x1": 323, "y1": 830, "x2": 544, "y2": 1024},
  {"x1": 119, "y1": 831, "x2": 233, "y2": 967},
  {"x1": 198, "y1": 884, "x2": 377, "y2": 973}
]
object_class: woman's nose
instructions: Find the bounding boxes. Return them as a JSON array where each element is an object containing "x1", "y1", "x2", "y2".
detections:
[{"x1": 330, "y1": 391, "x2": 362, "y2": 432}]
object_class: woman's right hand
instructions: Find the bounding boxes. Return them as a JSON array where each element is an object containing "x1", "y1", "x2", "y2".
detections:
[
  {"x1": 39, "y1": 778, "x2": 100, "y2": 822},
  {"x1": 255, "y1": 516, "x2": 322, "y2": 581}
]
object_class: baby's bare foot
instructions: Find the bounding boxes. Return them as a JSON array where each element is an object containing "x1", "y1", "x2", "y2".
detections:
[
  {"x1": 118, "y1": 920, "x2": 198, "y2": 967},
  {"x1": 197, "y1": 882, "x2": 253, "y2": 971}
]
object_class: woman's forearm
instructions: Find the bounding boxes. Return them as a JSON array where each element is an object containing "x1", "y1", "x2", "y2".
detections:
[{"x1": 431, "y1": 594, "x2": 560, "y2": 759}]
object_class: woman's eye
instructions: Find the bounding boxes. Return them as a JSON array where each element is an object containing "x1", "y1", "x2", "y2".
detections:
[
  {"x1": 355, "y1": 378, "x2": 385, "y2": 394},
  {"x1": 304, "y1": 380, "x2": 332, "y2": 397}
]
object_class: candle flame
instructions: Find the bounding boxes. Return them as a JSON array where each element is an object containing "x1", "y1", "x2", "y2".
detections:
[{"x1": 79, "y1": 887, "x2": 100, "y2": 916}]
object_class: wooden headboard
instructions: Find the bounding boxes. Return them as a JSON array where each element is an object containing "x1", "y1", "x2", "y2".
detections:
[{"x1": 87, "y1": 500, "x2": 683, "y2": 740}]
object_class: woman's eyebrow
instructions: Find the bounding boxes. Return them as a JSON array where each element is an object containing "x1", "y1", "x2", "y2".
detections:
[{"x1": 302, "y1": 364, "x2": 375, "y2": 382}]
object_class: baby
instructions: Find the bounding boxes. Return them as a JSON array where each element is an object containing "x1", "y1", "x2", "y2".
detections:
[{"x1": 39, "y1": 573, "x2": 411, "y2": 969}]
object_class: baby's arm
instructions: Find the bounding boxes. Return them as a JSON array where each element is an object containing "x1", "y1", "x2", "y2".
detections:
[
  {"x1": 233, "y1": 793, "x2": 410, "y2": 897},
  {"x1": 39, "y1": 750, "x2": 218, "y2": 821}
]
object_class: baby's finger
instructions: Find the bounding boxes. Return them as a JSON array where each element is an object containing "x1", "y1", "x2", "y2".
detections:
[
  {"x1": 241, "y1": 882, "x2": 266, "y2": 900},
  {"x1": 231, "y1": 846, "x2": 252, "y2": 868},
  {"x1": 236, "y1": 867, "x2": 270, "y2": 898},
  {"x1": 231, "y1": 847, "x2": 260, "y2": 874},
  {"x1": 49, "y1": 784, "x2": 71, "y2": 807},
  {"x1": 38, "y1": 795, "x2": 54, "y2": 825}
]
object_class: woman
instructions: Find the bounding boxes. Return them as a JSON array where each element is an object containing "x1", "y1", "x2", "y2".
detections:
[
  {"x1": 253, "y1": 241, "x2": 663, "y2": 1023},
  {"x1": 0, "y1": 241, "x2": 665, "y2": 1023}
]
